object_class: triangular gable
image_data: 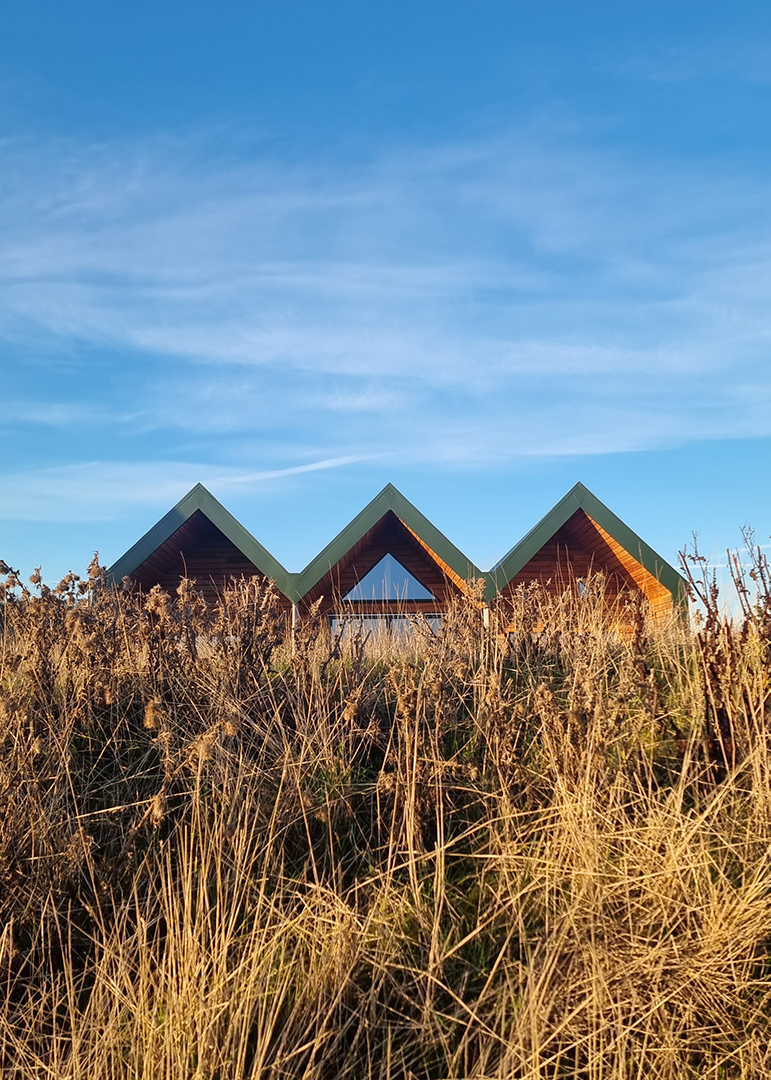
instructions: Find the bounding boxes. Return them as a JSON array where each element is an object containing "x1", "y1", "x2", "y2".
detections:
[
  {"x1": 486, "y1": 482, "x2": 687, "y2": 608},
  {"x1": 297, "y1": 484, "x2": 483, "y2": 608},
  {"x1": 107, "y1": 483, "x2": 298, "y2": 602},
  {"x1": 343, "y1": 553, "x2": 437, "y2": 602}
]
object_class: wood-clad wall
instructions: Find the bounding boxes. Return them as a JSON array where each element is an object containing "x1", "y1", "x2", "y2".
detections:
[
  {"x1": 302, "y1": 510, "x2": 459, "y2": 615},
  {"x1": 123, "y1": 506, "x2": 674, "y2": 619},
  {"x1": 499, "y1": 509, "x2": 672, "y2": 615},
  {"x1": 127, "y1": 510, "x2": 291, "y2": 610}
]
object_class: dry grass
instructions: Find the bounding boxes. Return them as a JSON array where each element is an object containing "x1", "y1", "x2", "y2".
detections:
[{"x1": 0, "y1": 550, "x2": 770, "y2": 1079}]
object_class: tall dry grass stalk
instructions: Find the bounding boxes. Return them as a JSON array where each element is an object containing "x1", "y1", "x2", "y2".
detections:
[{"x1": 0, "y1": 552, "x2": 770, "y2": 1078}]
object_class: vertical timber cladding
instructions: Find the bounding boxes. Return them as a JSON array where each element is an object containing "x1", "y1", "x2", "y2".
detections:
[
  {"x1": 498, "y1": 509, "x2": 673, "y2": 615},
  {"x1": 126, "y1": 509, "x2": 289, "y2": 609},
  {"x1": 299, "y1": 510, "x2": 466, "y2": 616},
  {"x1": 106, "y1": 483, "x2": 297, "y2": 613}
]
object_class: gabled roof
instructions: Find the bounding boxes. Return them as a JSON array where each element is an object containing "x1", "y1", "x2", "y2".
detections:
[
  {"x1": 107, "y1": 483, "x2": 298, "y2": 600},
  {"x1": 296, "y1": 483, "x2": 484, "y2": 600},
  {"x1": 485, "y1": 482, "x2": 687, "y2": 605},
  {"x1": 107, "y1": 480, "x2": 686, "y2": 613}
]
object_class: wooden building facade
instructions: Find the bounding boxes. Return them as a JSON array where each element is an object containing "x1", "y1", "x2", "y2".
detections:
[
  {"x1": 108, "y1": 481, "x2": 686, "y2": 620},
  {"x1": 108, "y1": 484, "x2": 295, "y2": 613},
  {"x1": 488, "y1": 484, "x2": 681, "y2": 618}
]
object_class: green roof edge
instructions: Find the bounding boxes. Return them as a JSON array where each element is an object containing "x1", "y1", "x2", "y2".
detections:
[
  {"x1": 484, "y1": 482, "x2": 688, "y2": 606},
  {"x1": 296, "y1": 483, "x2": 484, "y2": 599},
  {"x1": 106, "y1": 480, "x2": 688, "y2": 614},
  {"x1": 106, "y1": 483, "x2": 300, "y2": 601}
]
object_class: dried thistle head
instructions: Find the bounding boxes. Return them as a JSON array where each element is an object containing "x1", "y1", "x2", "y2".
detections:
[
  {"x1": 144, "y1": 586, "x2": 170, "y2": 618},
  {"x1": 55, "y1": 571, "x2": 79, "y2": 597},
  {"x1": 187, "y1": 728, "x2": 218, "y2": 769},
  {"x1": 149, "y1": 792, "x2": 165, "y2": 827},
  {"x1": 143, "y1": 699, "x2": 165, "y2": 729},
  {"x1": 87, "y1": 553, "x2": 104, "y2": 581},
  {"x1": 342, "y1": 687, "x2": 363, "y2": 724}
]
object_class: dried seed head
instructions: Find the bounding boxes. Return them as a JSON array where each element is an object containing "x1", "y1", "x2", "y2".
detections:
[
  {"x1": 188, "y1": 729, "x2": 217, "y2": 767},
  {"x1": 376, "y1": 771, "x2": 396, "y2": 795},
  {"x1": 144, "y1": 699, "x2": 165, "y2": 729},
  {"x1": 150, "y1": 792, "x2": 165, "y2": 827},
  {"x1": 144, "y1": 586, "x2": 170, "y2": 617}
]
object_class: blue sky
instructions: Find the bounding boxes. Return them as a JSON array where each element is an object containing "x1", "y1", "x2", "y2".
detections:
[{"x1": 1, "y1": 0, "x2": 770, "y2": 583}]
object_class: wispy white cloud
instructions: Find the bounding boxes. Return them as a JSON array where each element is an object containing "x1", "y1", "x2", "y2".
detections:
[
  {"x1": 2, "y1": 120, "x2": 771, "y2": 494},
  {"x1": 0, "y1": 456, "x2": 367, "y2": 521}
]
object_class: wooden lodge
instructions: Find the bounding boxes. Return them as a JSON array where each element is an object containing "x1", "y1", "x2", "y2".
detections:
[{"x1": 107, "y1": 482, "x2": 686, "y2": 623}]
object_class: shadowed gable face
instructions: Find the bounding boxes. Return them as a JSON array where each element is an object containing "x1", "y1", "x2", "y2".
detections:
[{"x1": 126, "y1": 509, "x2": 274, "y2": 607}]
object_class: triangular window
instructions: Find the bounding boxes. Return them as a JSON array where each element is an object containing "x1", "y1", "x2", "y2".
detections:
[{"x1": 343, "y1": 553, "x2": 436, "y2": 602}]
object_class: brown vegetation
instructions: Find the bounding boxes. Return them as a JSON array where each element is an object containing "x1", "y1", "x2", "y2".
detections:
[{"x1": 0, "y1": 546, "x2": 770, "y2": 1078}]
